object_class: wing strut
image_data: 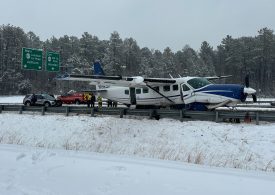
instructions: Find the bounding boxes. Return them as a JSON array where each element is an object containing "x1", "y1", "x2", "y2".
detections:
[{"x1": 146, "y1": 84, "x2": 175, "y2": 104}]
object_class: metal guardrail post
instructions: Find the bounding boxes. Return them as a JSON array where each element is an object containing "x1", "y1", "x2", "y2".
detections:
[
  {"x1": 256, "y1": 112, "x2": 259, "y2": 125},
  {"x1": 66, "y1": 107, "x2": 69, "y2": 116},
  {"x1": 149, "y1": 109, "x2": 155, "y2": 119},
  {"x1": 119, "y1": 109, "x2": 124, "y2": 118},
  {"x1": 215, "y1": 111, "x2": 219, "y2": 123},
  {"x1": 119, "y1": 109, "x2": 127, "y2": 118},
  {"x1": 149, "y1": 109, "x2": 159, "y2": 120},
  {"x1": 180, "y1": 109, "x2": 185, "y2": 122},
  {"x1": 41, "y1": 106, "x2": 45, "y2": 116},
  {"x1": 90, "y1": 108, "x2": 95, "y2": 117},
  {"x1": 19, "y1": 106, "x2": 23, "y2": 114}
]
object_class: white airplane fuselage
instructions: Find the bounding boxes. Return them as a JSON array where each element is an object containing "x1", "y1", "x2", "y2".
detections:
[
  {"x1": 59, "y1": 61, "x2": 257, "y2": 110},
  {"x1": 95, "y1": 77, "x2": 249, "y2": 109}
]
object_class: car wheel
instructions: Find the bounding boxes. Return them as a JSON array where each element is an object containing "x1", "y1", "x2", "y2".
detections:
[
  {"x1": 56, "y1": 100, "x2": 62, "y2": 107},
  {"x1": 44, "y1": 102, "x2": 50, "y2": 107},
  {"x1": 25, "y1": 101, "x2": 31, "y2": 106},
  {"x1": 75, "y1": 100, "x2": 80, "y2": 105}
]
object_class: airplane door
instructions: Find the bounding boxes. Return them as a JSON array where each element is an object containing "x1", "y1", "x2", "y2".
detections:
[
  {"x1": 129, "y1": 87, "x2": 136, "y2": 105},
  {"x1": 180, "y1": 83, "x2": 194, "y2": 104}
]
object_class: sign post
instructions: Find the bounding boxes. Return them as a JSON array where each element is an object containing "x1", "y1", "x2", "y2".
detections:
[
  {"x1": 22, "y1": 48, "x2": 43, "y2": 70},
  {"x1": 46, "y1": 51, "x2": 60, "y2": 72}
]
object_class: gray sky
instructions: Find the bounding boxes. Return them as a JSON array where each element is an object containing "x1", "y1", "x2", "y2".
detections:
[{"x1": 1, "y1": 0, "x2": 275, "y2": 51}]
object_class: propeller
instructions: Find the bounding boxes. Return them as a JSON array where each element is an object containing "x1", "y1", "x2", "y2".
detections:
[{"x1": 244, "y1": 74, "x2": 257, "y2": 102}]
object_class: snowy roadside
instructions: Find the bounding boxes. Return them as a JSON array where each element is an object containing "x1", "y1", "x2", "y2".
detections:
[
  {"x1": 0, "y1": 95, "x2": 25, "y2": 104},
  {"x1": 1, "y1": 112, "x2": 275, "y2": 172},
  {"x1": 1, "y1": 144, "x2": 274, "y2": 195}
]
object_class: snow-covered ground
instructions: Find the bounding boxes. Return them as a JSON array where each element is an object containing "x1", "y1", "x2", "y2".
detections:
[
  {"x1": 0, "y1": 95, "x2": 25, "y2": 104},
  {"x1": 1, "y1": 96, "x2": 275, "y2": 194},
  {"x1": 1, "y1": 113, "x2": 275, "y2": 172},
  {"x1": 1, "y1": 144, "x2": 275, "y2": 195}
]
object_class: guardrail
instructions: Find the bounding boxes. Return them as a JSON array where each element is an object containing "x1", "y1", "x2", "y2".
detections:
[{"x1": 1, "y1": 104, "x2": 275, "y2": 125}]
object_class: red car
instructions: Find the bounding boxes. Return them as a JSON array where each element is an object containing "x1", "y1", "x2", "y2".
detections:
[{"x1": 57, "y1": 92, "x2": 88, "y2": 105}]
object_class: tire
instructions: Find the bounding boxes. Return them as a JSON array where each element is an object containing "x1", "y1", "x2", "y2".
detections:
[
  {"x1": 75, "y1": 100, "x2": 80, "y2": 105},
  {"x1": 25, "y1": 101, "x2": 31, "y2": 106},
  {"x1": 44, "y1": 102, "x2": 50, "y2": 107},
  {"x1": 56, "y1": 100, "x2": 62, "y2": 107}
]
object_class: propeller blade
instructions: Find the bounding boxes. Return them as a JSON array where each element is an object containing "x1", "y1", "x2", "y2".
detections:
[
  {"x1": 252, "y1": 94, "x2": 257, "y2": 102},
  {"x1": 245, "y1": 75, "x2": 249, "y2": 88}
]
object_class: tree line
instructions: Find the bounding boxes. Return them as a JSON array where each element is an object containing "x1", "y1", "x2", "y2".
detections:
[{"x1": 0, "y1": 24, "x2": 275, "y2": 96}]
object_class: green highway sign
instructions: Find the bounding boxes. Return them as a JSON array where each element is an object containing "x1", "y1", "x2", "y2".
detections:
[
  {"x1": 22, "y1": 48, "x2": 43, "y2": 70},
  {"x1": 46, "y1": 51, "x2": 60, "y2": 72}
]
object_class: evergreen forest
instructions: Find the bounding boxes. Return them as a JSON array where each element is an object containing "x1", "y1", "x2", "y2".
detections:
[{"x1": 1, "y1": 24, "x2": 275, "y2": 96}]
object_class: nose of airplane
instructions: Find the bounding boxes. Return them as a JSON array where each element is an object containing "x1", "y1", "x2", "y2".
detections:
[{"x1": 243, "y1": 87, "x2": 256, "y2": 94}]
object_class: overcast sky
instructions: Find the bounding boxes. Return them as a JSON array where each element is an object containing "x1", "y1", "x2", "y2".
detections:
[{"x1": 1, "y1": 0, "x2": 275, "y2": 51}]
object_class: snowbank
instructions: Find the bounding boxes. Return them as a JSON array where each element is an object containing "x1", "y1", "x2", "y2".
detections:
[
  {"x1": 1, "y1": 144, "x2": 274, "y2": 195},
  {"x1": 1, "y1": 113, "x2": 275, "y2": 172}
]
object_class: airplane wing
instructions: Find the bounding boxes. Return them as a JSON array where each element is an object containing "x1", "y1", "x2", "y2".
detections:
[{"x1": 57, "y1": 74, "x2": 176, "y2": 87}]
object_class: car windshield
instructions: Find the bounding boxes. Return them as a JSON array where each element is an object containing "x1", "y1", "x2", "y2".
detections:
[
  {"x1": 187, "y1": 78, "x2": 212, "y2": 89},
  {"x1": 43, "y1": 94, "x2": 55, "y2": 100}
]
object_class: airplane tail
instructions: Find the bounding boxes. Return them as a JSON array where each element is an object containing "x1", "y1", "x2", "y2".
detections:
[{"x1": 93, "y1": 61, "x2": 105, "y2": 75}]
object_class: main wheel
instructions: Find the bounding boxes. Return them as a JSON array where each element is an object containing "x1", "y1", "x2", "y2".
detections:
[
  {"x1": 44, "y1": 102, "x2": 50, "y2": 107},
  {"x1": 25, "y1": 101, "x2": 31, "y2": 106}
]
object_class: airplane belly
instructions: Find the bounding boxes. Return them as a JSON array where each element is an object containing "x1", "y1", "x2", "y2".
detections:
[{"x1": 136, "y1": 97, "x2": 163, "y2": 106}]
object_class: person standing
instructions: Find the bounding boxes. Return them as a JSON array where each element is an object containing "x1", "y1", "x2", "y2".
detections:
[
  {"x1": 107, "y1": 99, "x2": 112, "y2": 107},
  {"x1": 91, "y1": 93, "x2": 96, "y2": 108},
  {"x1": 31, "y1": 93, "x2": 37, "y2": 105},
  {"x1": 97, "y1": 96, "x2": 102, "y2": 108},
  {"x1": 87, "y1": 93, "x2": 92, "y2": 108},
  {"x1": 112, "y1": 101, "x2": 117, "y2": 108}
]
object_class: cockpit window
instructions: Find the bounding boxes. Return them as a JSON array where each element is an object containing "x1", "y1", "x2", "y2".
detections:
[{"x1": 187, "y1": 78, "x2": 212, "y2": 89}]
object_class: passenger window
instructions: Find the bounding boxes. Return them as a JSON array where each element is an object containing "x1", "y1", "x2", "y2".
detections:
[
  {"x1": 153, "y1": 86, "x2": 159, "y2": 92},
  {"x1": 163, "y1": 85, "x2": 170, "y2": 91},
  {"x1": 182, "y1": 84, "x2": 190, "y2": 91},
  {"x1": 125, "y1": 90, "x2": 129, "y2": 95},
  {"x1": 173, "y1": 84, "x2": 178, "y2": 91},
  {"x1": 136, "y1": 89, "x2": 141, "y2": 94},
  {"x1": 143, "y1": 88, "x2": 149, "y2": 93}
]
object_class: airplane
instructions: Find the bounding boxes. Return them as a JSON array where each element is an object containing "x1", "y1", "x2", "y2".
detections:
[{"x1": 57, "y1": 61, "x2": 257, "y2": 111}]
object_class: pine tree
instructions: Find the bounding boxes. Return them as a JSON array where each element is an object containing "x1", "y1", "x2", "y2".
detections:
[
  {"x1": 103, "y1": 31, "x2": 124, "y2": 75},
  {"x1": 199, "y1": 41, "x2": 216, "y2": 76},
  {"x1": 122, "y1": 38, "x2": 141, "y2": 75}
]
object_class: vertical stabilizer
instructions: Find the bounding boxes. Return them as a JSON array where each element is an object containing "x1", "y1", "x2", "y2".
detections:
[{"x1": 94, "y1": 61, "x2": 105, "y2": 75}]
